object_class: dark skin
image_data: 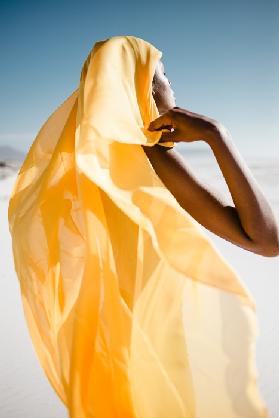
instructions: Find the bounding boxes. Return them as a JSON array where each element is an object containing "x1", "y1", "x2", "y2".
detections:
[{"x1": 142, "y1": 60, "x2": 279, "y2": 257}]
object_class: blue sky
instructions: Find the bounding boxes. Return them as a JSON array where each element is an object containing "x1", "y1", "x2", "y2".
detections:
[{"x1": 0, "y1": 0, "x2": 278, "y2": 157}]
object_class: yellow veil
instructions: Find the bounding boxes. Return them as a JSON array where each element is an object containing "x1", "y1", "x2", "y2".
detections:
[{"x1": 8, "y1": 35, "x2": 269, "y2": 418}]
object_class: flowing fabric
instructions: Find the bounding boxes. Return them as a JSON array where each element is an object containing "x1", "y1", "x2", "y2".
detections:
[{"x1": 8, "y1": 35, "x2": 270, "y2": 418}]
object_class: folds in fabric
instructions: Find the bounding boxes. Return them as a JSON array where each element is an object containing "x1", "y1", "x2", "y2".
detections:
[{"x1": 8, "y1": 35, "x2": 269, "y2": 418}]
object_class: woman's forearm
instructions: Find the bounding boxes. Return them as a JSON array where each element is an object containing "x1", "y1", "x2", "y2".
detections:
[
  {"x1": 206, "y1": 126, "x2": 279, "y2": 249},
  {"x1": 142, "y1": 139, "x2": 279, "y2": 255}
]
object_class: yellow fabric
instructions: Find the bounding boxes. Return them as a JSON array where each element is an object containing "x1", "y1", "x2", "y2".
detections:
[{"x1": 8, "y1": 35, "x2": 269, "y2": 418}]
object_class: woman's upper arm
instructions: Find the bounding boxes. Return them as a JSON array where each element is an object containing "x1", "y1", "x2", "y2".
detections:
[{"x1": 144, "y1": 146, "x2": 265, "y2": 255}]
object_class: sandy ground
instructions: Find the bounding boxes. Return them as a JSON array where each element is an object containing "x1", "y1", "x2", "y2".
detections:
[{"x1": 1, "y1": 164, "x2": 278, "y2": 418}]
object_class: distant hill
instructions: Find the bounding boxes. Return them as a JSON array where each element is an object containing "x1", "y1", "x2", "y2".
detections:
[{"x1": 0, "y1": 145, "x2": 26, "y2": 162}]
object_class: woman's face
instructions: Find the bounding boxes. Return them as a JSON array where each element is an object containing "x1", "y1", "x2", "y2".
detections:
[{"x1": 152, "y1": 60, "x2": 176, "y2": 114}]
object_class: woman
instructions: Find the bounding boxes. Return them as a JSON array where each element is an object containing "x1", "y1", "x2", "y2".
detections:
[{"x1": 8, "y1": 35, "x2": 275, "y2": 418}]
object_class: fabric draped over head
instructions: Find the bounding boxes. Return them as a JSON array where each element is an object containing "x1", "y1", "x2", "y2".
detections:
[
  {"x1": 8, "y1": 35, "x2": 269, "y2": 418},
  {"x1": 77, "y1": 36, "x2": 171, "y2": 147}
]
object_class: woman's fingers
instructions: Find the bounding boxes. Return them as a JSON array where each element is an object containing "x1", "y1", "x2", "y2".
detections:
[
  {"x1": 159, "y1": 130, "x2": 180, "y2": 143},
  {"x1": 147, "y1": 109, "x2": 181, "y2": 142},
  {"x1": 148, "y1": 112, "x2": 174, "y2": 131}
]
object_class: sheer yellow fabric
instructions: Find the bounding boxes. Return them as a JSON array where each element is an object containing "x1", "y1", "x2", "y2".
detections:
[{"x1": 8, "y1": 35, "x2": 270, "y2": 418}]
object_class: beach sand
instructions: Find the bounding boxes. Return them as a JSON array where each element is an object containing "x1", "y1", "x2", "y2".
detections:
[{"x1": 1, "y1": 156, "x2": 278, "y2": 417}]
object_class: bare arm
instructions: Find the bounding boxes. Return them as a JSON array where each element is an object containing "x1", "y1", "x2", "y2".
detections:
[{"x1": 142, "y1": 129, "x2": 279, "y2": 257}]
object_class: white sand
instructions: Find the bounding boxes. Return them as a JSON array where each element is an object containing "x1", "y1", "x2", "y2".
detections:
[
  {"x1": 1, "y1": 168, "x2": 278, "y2": 418},
  {"x1": 0, "y1": 175, "x2": 67, "y2": 418}
]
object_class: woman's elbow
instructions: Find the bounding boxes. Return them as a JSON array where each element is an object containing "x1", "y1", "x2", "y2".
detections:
[
  {"x1": 260, "y1": 245, "x2": 279, "y2": 257},
  {"x1": 255, "y1": 236, "x2": 279, "y2": 257}
]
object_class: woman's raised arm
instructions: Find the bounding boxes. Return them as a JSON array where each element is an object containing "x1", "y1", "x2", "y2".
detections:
[{"x1": 142, "y1": 108, "x2": 279, "y2": 257}]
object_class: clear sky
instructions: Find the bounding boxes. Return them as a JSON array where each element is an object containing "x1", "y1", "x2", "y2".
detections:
[{"x1": 0, "y1": 0, "x2": 278, "y2": 157}]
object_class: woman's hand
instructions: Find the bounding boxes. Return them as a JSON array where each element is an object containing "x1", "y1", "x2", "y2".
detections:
[{"x1": 148, "y1": 106, "x2": 222, "y2": 144}]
